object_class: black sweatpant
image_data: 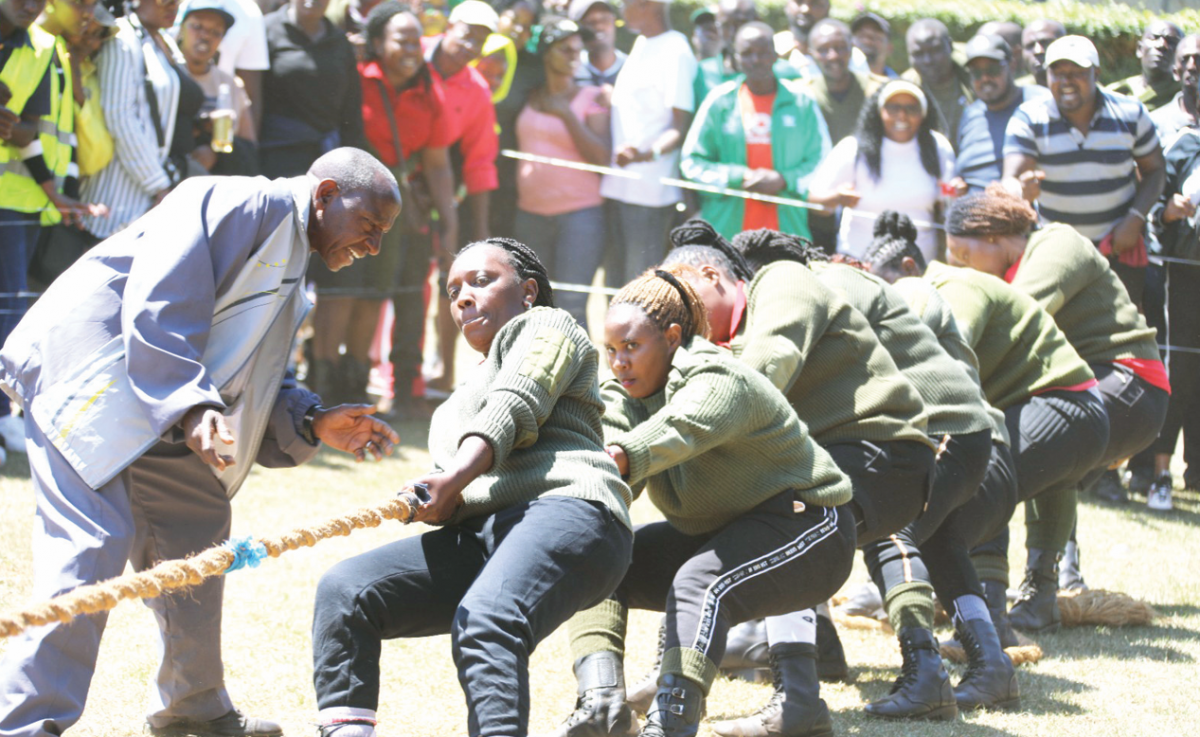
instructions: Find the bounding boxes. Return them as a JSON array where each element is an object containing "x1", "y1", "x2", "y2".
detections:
[
  {"x1": 311, "y1": 497, "x2": 633, "y2": 737},
  {"x1": 615, "y1": 494, "x2": 856, "y2": 675},
  {"x1": 389, "y1": 225, "x2": 433, "y2": 397},
  {"x1": 1090, "y1": 363, "x2": 1170, "y2": 472},
  {"x1": 825, "y1": 439, "x2": 936, "y2": 547}
]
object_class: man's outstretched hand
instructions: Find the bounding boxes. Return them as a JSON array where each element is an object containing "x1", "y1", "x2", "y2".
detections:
[
  {"x1": 312, "y1": 404, "x2": 400, "y2": 462},
  {"x1": 183, "y1": 405, "x2": 237, "y2": 471}
]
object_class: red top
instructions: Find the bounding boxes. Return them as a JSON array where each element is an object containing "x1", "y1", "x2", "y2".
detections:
[
  {"x1": 740, "y1": 85, "x2": 778, "y2": 231},
  {"x1": 359, "y1": 60, "x2": 451, "y2": 167},
  {"x1": 422, "y1": 36, "x2": 499, "y2": 194},
  {"x1": 715, "y1": 281, "x2": 748, "y2": 349}
]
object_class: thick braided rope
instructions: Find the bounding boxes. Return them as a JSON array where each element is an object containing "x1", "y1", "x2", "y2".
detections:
[{"x1": 0, "y1": 495, "x2": 417, "y2": 640}]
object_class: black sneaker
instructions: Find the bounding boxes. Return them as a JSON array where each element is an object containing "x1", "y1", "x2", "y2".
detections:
[
  {"x1": 1089, "y1": 469, "x2": 1127, "y2": 504},
  {"x1": 146, "y1": 710, "x2": 283, "y2": 737}
]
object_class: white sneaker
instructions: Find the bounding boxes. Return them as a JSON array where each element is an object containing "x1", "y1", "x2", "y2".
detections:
[
  {"x1": 1147, "y1": 475, "x2": 1173, "y2": 512},
  {"x1": 0, "y1": 414, "x2": 24, "y2": 455}
]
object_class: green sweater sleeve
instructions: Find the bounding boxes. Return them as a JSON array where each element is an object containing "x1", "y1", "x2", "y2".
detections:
[
  {"x1": 610, "y1": 364, "x2": 754, "y2": 488},
  {"x1": 681, "y1": 84, "x2": 747, "y2": 190},
  {"x1": 774, "y1": 85, "x2": 831, "y2": 199},
  {"x1": 1010, "y1": 224, "x2": 1099, "y2": 318},
  {"x1": 458, "y1": 311, "x2": 583, "y2": 467},
  {"x1": 600, "y1": 381, "x2": 648, "y2": 499},
  {"x1": 737, "y1": 262, "x2": 835, "y2": 395}
]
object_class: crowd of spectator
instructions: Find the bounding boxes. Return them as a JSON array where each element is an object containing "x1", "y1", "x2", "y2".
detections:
[{"x1": 2, "y1": 0, "x2": 1199, "y2": 509}]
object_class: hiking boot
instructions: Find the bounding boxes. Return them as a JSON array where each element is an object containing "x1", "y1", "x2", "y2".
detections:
[
  {"x1": 626, "y1": 618, "x2": 666, "y2": 716},
  {"x1": 952, "y1": 617, "x2": 1020, "y2": 712},
  {"x1": 639, "y1": 674, "x2": 704, "y2": 737},
  {"x1": 1147, "y1": 474, "x2": 1174, "y2": 512},
  {"x1": 981, "y1": 579, "x2": 1019, "y2": 649},
  {"x1": 146, "y1": 709, "x2": 282, "y2": 737},
  {"x1": 1058, "y1": 539, "x2": 1087, "y2": 593},
  {"x1": 711, "y1": 643, "x2": 832, "y2": 737},
  {"x1": 1089, "y1": 469, "x2": 1127, "y2": 504},
  {"x1": 863, "y1": 628, "x2": 957, "y2": 721},
  {"x1": 1008, "y1": 549, "x2": 1061, "y2": 633},
  {"x1": 815, "y1": 613, "x2": 849, "y2": 683},
  {"x1": 542, "y1": 651, "x2": 639, "y2": 737},
  {"x1": 720, "y1": 619, "x2": 770, "y2": 683}
]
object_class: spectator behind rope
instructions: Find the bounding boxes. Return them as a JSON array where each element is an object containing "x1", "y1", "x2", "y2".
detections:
[
  {"x1": 902, "y1": 18, "x2": 974, "y2": 145},
  {"x1": 514, "y1": 15, "x2": 610, "y2": 329},
  {"x1": 807, "y1": 80, "x2": 958, "y2": 263}
]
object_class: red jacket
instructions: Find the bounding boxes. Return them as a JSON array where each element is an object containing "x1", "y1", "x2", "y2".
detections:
[{"x1": 359, "y1": 60, "x2": 451, "y2": 167}]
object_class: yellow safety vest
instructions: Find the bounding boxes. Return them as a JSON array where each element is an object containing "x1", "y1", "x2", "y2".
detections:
[
  {"x1": 0, "y1": 24, "x2": 59, "y2": 215},
  {"x1": 36, "y1": 37, "x2": 76, "y2": 225}
]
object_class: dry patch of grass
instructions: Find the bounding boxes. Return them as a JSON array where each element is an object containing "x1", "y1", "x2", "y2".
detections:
[{"x1": 3, "y1": 425, "x2": 1199, "y2": 737}]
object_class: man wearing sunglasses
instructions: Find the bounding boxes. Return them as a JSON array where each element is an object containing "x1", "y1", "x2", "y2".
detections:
[{"x1": 955, "y1": 34, "x2": 1048, "y2": 194}]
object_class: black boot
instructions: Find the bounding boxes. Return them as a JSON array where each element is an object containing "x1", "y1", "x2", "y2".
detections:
[
  {"x1": 815, "y1": 613, "x2": 849, "y2": 683},
  {"x1": 981, "y1": 579, "x2": 1019, "y2": 649},
  {"x1": 711, "y1": 643, "x2": 832, "y2": 737},
  {"x1": 639, "y1": 674, "x2": 705, "y2": 737},
  {"x1": 1009, "y1": 549, "x2": 1061, "y2": 633},
  {"x1": 541, "y1": 651, "x2": 639, "y2": 737},
  {"x1": 953, "y1": 617, "x2": 1020, "y2": 712},
  {"x1": 720, "y1": 619, "x2": 770, "y2": 683},
  {"x1": 863, "y1": 628, "x2": 958, "y2": 721},
  {"x1": 1058, "y1": 539, "x2": 1087, "y2": 592},
  {"x1": 626, "y1": 618, "x2": 666, "y2": 716}
]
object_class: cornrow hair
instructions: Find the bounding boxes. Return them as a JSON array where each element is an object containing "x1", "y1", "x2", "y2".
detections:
[
  {"x1": 666, "y1": 218, "x2": 755, "y2": 281},
  {"x1": 862, "y1": 210, "x2": 927, "y2": 273},
  {"x1": 945, "y1": 183, "x2": 1039, "y2": 238},
  {"x1": 610, "y1": 266, "x2": 710, "y2": 343},
  {"x1": 457, "y1": 237, "x2": 555, "y2": 308},
  {"x1": 731, "y1": 228, "x2": 829, "y2": 274}
]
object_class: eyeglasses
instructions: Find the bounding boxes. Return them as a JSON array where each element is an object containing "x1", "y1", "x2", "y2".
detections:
[
  {"x1": 882, "y1": 101, "x2": 922, "y2": 116},
  {"x1": 968, "y1": 61, "x2": 1007, "y2": 80}
]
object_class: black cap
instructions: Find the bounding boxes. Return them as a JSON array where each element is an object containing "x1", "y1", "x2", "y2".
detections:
[
  {"x1": 964, "y1": 33, "x2": 1011, "y2": 63},
  {"x1": 181, "y1": 0, "x2": 237, "y2": 30},
  {"x1": 538, "y1": 16, "x2": 581, "y2": 55},
  {"x1": 850, "y1": 12, "x2": 889, "y2": 37}
]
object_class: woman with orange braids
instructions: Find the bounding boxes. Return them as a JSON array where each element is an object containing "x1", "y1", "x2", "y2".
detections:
[
  {"x1": 547, "y1": 269, "x2": 857, "y2": 737},
  {"x1": 944, "y1": 186, "x2": 1169, "y2": 630}
]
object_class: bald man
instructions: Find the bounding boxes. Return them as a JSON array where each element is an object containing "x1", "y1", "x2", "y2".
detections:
[
  {"x1": 1109, "y1": 20, "x2": 1184, "y2": 112},
  {"x1": 0, "y1": 148, "x2": 402, "y2": 737}
]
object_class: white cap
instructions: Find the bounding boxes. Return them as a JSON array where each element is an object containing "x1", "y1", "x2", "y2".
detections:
[
  {"x1": 448, "y1": 0, "x2": 500, "y2": 32},
  {"x1": 878, "y1": 80, "x2": 928, "y2": 117},
  {"x1": 1044, "y1": 35, "x2": 1100, "y2": 69}
]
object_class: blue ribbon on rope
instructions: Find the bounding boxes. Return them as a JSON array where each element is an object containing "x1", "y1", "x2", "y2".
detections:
[{"x1": 222, "y1": 536, "x2": 268, "y2": 573}]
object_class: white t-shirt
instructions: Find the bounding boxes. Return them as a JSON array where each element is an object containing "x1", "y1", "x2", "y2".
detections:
[
  {"x1": 180, "y1": 0, "x2": 270, "y2": 75},
  {"x1": 600, "y1": 29, "x2": 697, "y2": 208},
  {"x1": 810, "y1": 132, "x2": 956, "y2": 263}
]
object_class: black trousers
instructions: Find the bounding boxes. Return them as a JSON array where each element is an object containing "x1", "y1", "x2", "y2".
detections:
[
  {"x1": 616, "y1": 494, "x2": 856, "y2": 673},
  {"x1": 311, "y1": 497, "x2": 632, "y2": 737},
  {"x1": 1150, "y1": 269, "x2": 1200, "y2": 469},
  {"x1": 1090, "y1": 363, "x2": 1169, "y2": 472},
  {"x1": 825, "y1": 439, "x2": 936, "y2": 547},
  {"x1": 388, "y1": 226, "x2": 434, "y2": 396}
]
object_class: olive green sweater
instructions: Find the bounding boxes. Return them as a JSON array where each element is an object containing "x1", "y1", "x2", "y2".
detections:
[
  {"x1": 811, "y1": 262, "x2": 993, "y2": 439},
  {"x1": 925, "y1": 262, "x2": 1095, "y2": 411},
  {"x1": 1011, "y1": 223, "x2": 1160, "y2": 364},
  {"x1": 894, "y1": 276, "x2": 1009, "y2": 445},
  {"x1": 731, "y1": 261, "x2": 934, "y2": 449},
  {"x1": 603, "y1": 338, "x2": 852, "y2": 535},
  {"x1": 427, "y1": 307, "x2": 633, "y2": 528}
]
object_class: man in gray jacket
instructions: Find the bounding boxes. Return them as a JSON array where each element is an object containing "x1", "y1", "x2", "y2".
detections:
[{"x1": 0, "y1": 148, "x2": 402, "y2": 737}]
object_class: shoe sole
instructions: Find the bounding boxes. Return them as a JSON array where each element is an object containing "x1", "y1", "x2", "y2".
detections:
[
  {"x1": 864, "y1": 703, "x2": 959, "y2": 721},
  {"x1": 958, "y1": 696, "x2": 1022, "y2": 712}
]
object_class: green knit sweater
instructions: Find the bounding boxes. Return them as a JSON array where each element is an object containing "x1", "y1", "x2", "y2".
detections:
[
  {"x1": 602, "y1": 338, "x2": 852, "y2": 535},
  {"x1": 1011, "y1": 223, "x2": 1160, "y2": 364},
  {"x1": 925, "y1": 262, "x2": 1095, "y2": 411},
  {"x1": 811, "y1": 262, "x2": 993, "y2": 439},
  {"x1": 731, "y1": 261, "x2": 934, "y2": 449},
  {"x1": 894, "y1": 276, "x2": 1009, "y2": 445},
  {"x1": 427, "y1": 307, "x2": 633, "y2": 528}
]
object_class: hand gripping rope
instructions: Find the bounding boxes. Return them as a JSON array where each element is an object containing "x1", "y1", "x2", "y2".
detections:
[{"x1": 0, "y1": 484, "x2": 429, "y2": 639}]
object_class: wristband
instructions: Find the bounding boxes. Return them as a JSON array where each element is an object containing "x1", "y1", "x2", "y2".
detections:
[
  {"x1": 1127, "y1": 207, "x2": 1147, "y2": 223},
  {"x1": 301, "y1": 403, "x2": 324, "y2": 445}
]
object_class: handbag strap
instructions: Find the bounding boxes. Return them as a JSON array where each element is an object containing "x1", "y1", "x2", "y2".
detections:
[{"x1": 373, "y1": 77, "x2": 407, "y2": 177}]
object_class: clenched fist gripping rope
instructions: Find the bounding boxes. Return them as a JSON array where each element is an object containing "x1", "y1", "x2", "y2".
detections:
[{"x1": 0, "y1": 485, "x2": 430, "y2": 639}]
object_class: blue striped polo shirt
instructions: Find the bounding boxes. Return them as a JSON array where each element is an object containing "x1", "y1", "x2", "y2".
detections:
[
  {"x1": 1003, "y1": 88, "x2": 1160, "y2": 242},
  {"x1": 957, "y1": 85, "x2": 1051, "y2": 192}
]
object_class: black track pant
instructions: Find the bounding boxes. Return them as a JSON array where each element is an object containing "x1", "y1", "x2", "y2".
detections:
[
  {"x1": 389, "y1": 226, "x2": 433, "y2": 397},
  {"x1": 312, "y1": 498, "x2": 632, "y2": 737},
  {"x1": 616, "y1": 493, "x2": 856, "y2": 676},
  {"x1": 1088, "y1": 363, "x2": 1170, "y2": 473}
]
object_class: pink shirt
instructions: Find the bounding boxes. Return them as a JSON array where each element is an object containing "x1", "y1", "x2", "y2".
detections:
[{"x1": 516, "y1": 86, "x2": 606, "y2": 216}]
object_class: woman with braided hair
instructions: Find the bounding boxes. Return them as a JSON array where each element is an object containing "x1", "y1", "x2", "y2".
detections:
[
  {"x1": 309, "y1": 238, "x2": 634, "y2": 737},
  {"x1": 658, "y1": 219, "x2": 938, "y2": 735},
  {"x1": 546, "y1": 268, "x2": 856, "y2": 737},
  {"x1": 944, "y1": 186, "x2": 1169, "y2": 629}
]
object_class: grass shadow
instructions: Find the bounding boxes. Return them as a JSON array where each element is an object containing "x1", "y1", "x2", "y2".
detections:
[
  {"x1": 1030, "y1": 622, "x2": 1198, "y2": 663},
  {"x1": 1079, "y1": 488, "x2": 1200, "y2": 526}
]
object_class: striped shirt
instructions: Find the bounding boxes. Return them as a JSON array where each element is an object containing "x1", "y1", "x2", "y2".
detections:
[
  {"x1": 1004, "y1": 88, "x2": 1160, "y2": 242},
  {"x1": 1003, "y1": 88, "x2": 1161, "y2": 241},
  {"x1": 80, "y1": 14, "x2": 181, "y2": 239},
  {"x1": 957, "y1": 85, "x2": 1050, "y2": 192}
]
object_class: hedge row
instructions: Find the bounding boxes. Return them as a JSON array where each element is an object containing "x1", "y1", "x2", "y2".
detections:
[{"x1": 666, "y1": 0, "x2": 1200, "y2": 84}]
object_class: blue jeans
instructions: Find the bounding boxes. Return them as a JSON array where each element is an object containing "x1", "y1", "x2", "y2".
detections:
[
  {"x1": 0, "y1": 208, "x2": 40, "y2": 418},
  {"x1": 514, "y1": 206, "x2": 606, "y2": 328}
]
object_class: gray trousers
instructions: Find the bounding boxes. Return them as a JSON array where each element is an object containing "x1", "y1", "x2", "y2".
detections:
[
  {"x1": 606, "y1": 199, "x2": 676, "y2": 287},
  {"x1": 0, "y1": 414, "x2": 235, "y2": 737}
]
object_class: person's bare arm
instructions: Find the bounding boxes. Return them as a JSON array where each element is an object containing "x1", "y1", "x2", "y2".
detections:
[
  {"x1": 616, "y1": 108, "x2": 692, "y2": 166},
  {"x1": 1110, "y1": 145, "x2": 1167, "y2": 254},
  {"x1": 421, "y1": 146, "x2": 460, "y2": 266},
  {"x1": 466, "y1": 191, "x2": 490, "y2": 242},
  {"x1": 1001, "y1": 152, "x2": 1043, "y2": 201},
  {"x1": 236, "y1": 69, "x2": 263, "y2": 136}
]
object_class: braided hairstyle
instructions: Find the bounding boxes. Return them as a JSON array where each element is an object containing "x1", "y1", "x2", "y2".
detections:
[
  {"x1": 856, "y1": 86, "x2": 944, "y2": 183},
  {"x1": 945, "y1": 183, "x2": 1039, "y2": 238},
  {"x1": 457, "y1": 237, "x2": 555, "y2": 308},
  {"x1": 862, "y1": 211, "x2": 927, "y2": 277},
  {"x1": 610, "y1": 267, "x2": 710, "y2": 343},
  {"x1": 731, "y1": 229, "x2": 829, "y2": 274},
  {"x1": 662, "y1": 218, "x2": 755, "y2": 282},
  {"x1": 365, "y1": 1, "x2": 420, "y2": 62}
]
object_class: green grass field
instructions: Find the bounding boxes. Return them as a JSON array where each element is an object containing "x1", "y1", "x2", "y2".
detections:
[{"x1": 2, "y1": 419, "x2": 1199, "y2": 737}]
